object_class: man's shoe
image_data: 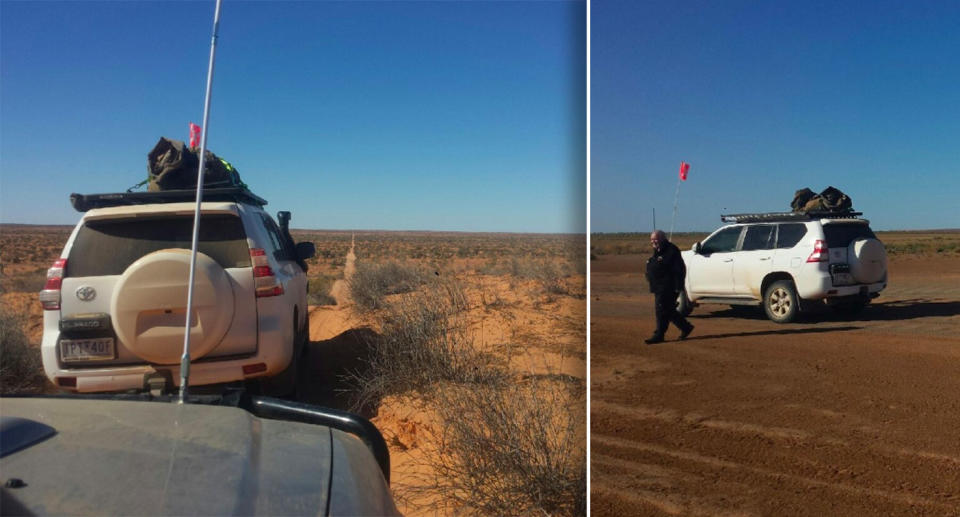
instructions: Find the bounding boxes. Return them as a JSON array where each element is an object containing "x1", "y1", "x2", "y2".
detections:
[
  {"x1": 644, "y1": 335, "x2": 664, "y2": 345},
  {"x1": 679, "y1": 325, "x2": 694, "y2": 341}
]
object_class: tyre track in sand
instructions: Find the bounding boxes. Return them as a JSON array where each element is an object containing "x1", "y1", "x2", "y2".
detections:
[{"x1": 307, "y1": 235, "x2": 356, "y2": 342}]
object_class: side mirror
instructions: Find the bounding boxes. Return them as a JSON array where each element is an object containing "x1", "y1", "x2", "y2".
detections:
[
  {"x1": 692, "y1": 242, "x2": 702, "y2": 254},
  {"x1": 296, "y1": 241, "x2": 316, "y2": 260}
]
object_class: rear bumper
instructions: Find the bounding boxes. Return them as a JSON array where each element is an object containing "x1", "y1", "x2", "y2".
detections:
[
  {"x1": 40, "y1": 315, "x2": 293, "y2": 393},
  {"x1": 796, "y1": 274, "x2": 886, "y2": 300}
]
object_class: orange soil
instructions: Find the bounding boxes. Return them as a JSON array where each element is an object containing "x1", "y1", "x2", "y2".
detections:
[{"x1": 591, "y1": 254, "x2": 960, "y2": 515}]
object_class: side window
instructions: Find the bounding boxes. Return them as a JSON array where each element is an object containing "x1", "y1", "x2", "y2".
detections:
[
  {"x1": 701, "y1": 226, "x2": 742, "y2": 254},
  {"x1": 776, "y1": 224, "x2": 807, "y2": 249},
  {"x1": 742, "y1": 225, "x2": 775, "y2": 251},
  {"x1": 259, "y1": 214, "x2": 293, "y2": 261}
]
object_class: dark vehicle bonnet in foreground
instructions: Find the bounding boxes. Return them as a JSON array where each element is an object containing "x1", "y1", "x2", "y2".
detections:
[{"x1": 0, "y1": 395, "x2": 397, "y2": 516}]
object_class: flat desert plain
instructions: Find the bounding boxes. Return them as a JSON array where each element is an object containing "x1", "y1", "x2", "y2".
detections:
[{"x1": 591, "y1": 234, "x2": 960, "y2": 516}]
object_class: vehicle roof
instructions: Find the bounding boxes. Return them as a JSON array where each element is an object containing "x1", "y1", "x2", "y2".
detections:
[
  {"x1": 70, "y1": 188, "x2": 267, "y2": 213},
  {"x1": 0, "y1": 397, "x2": 395, "y2": 516},
  {"x1": 81, "y1": 201, "x2": 243, "y2": 221}
]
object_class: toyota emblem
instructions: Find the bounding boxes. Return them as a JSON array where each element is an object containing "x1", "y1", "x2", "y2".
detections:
[{"x1": 76, "y1": 286, "x2": 96, "y2": 302}]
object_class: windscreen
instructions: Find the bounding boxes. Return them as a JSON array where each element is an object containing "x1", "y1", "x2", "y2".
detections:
[
  {"x1": 67, "y1": 214, "x2": 251, "y2": 277},
  {"x1": 823, "y1": 223, "x2": 876, "y2": 248}
]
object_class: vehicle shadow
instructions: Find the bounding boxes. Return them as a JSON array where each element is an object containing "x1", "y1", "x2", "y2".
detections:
[
  {"x1": 295, "y1": 327, "x2": 381, "y2": 420},
  {"x1": 682, "y1": 326, "x2": 861, "y2": 341},
  {"x1": 692, "y1": 299, "x2": 960, "y2": 323},
  {"x1": 832, "y1": 299, "x2": 960, "y2": 321}
]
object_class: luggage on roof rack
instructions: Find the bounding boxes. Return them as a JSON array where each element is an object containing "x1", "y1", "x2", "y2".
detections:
[
  {"x1": 720, "y1": 210, "x2": 863, "y2": 223},
  {"x1": 70, "y1": 187, "x2": 268, "y2": 212},
  {"x1": 147, "y1": 137, "x2": 244, "y2": 192}
]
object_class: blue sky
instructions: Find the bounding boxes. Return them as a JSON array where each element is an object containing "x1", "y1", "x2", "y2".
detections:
[
  {"x1": 1, "y1": 1, "x2": 585, "y2": 233},
  {"x1": 592, "y1": 0, "x2": 960, "y2": 232}
]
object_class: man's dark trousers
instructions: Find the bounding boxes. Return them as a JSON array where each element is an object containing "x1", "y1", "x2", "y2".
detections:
[{"x1": 653, "y1": 289, "x2": 692, "y2": 339}]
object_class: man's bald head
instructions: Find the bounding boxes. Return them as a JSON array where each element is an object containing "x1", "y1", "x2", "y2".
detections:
[{"x1": 650, "y1": 230, "x2": 667, "y2": 250}]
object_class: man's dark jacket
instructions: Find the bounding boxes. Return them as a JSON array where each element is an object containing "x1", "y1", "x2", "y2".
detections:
[{"x1": 645, "y1": 240, "x2": 686, "y2": 294}]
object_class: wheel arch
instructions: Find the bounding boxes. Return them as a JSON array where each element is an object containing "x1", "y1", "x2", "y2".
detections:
[{"x1": 760, "y1": 271, "x2": 795, "y2": 300}]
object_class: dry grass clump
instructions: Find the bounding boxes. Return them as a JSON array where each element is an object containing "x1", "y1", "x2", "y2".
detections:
[
  {"x1": 307, "y1": 274, "x2": 338, "y2": 305},
  {"x1": 511, "y1": 257, "x2": 571, "y2": 296},
  {"x1": 347, "y1": 280, "x2": 504, "y2": 410},
  {"x1": 0, "y1": 308, "x2": 45, "y2": 394},
  {"x1": 414, "y1": 378, "x2": 586, "y2": 516},
  {"x1": 348, "y1": 261, "x2": 426, "y2": 312},
  {"x1": 348, "y1": 269, "x2": 586, "y2": 515},
  {"x1": 0, "y1": 267, "x2": 48, "y2": 294}
]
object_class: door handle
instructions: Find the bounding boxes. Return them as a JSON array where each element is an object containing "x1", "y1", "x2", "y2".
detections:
[
  {"x1": 759, "y1": 257, "x2": 771, "y2": 261},
  {"x1": 723, "y1": 259, "x2": 733, "y2": 263}
]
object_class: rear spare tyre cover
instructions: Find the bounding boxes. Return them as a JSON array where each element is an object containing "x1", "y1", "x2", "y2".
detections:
[
  {"x1": 111, "y1": 249, "x2": 234, "y2": 364},
  {"x1": 848, "y1": 238, "x2": 886, "y2": 284}
]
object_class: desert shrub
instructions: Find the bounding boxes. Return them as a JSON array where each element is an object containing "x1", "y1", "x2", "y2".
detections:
[
  {"x1": 346, "y1": 282, "x2": 504, "y2": 410},
  {"x1": 511, "y1": 257, "x2": 569, "y2": 296},
  {"x1": 348, "y1": 261, "x2": 426, "y2": 312},
  {"x1": 307, "y1": 274, "x2": 338, "y2": 305},
  {"x1": 0, "y1": 268, "x2": 48, "y2": 294},
  {"x1": 419, "y1": 378, "x2": 586, "y2": 516},
  {"x1": 0, "y1": 308, "x2": 46, "y2": 394},
  {"x1": 477, "y1": 258, "x2": 510, "y2": 276}
]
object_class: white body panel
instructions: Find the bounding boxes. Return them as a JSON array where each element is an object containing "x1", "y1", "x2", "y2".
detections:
[{"x1": 41, "y1": 199, "x2": 309, "y2": 392}]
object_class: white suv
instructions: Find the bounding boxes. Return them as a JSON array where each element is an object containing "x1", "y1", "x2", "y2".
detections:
[
  {"x1": 38, "y1": 188, "x2": 315, "y2": 393},
  {"x1": 679, "y1": 212, "x2": 887, "y2": 323}
]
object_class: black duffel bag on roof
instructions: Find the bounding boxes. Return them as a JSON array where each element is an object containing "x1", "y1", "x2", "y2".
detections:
[{"x1": 147, "y1": 137, "x2": 243, "y2": 191}]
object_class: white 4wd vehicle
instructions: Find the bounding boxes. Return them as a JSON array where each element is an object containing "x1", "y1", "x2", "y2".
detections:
[
  {"x1": 38, "y1": 188, "x2": 315, "y2": 394},
  {"x1": 679, "y1": 212, "x2": 887, "y2": 323}
]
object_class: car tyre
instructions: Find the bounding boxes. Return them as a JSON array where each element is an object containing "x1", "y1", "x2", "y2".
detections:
[
  {"x1": 677, "y1": 289, "x2": 693, "y2": 317},
  {"x1": 763, "y1": 280, "x2": 799, "y2": 324}
]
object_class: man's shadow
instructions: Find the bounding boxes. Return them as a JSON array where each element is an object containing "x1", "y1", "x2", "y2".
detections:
[
  {"x1": 680, "y1": 325, "x2": 861, "y2": 341},
  {"x1": 294, "y1": 327, "x2": 381, "y2": 420}
]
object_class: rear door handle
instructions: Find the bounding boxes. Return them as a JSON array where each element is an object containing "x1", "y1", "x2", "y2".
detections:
[
  {"x1": 723, "y1": 259, "x2": 733, "y2": 263},
  {"x1": 759, "y1": 257, "x2": 771, "y2": 261}
]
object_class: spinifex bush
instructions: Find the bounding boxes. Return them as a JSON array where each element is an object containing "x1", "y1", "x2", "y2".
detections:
[
  {"x1": 307, "y1": 274, "x2": 338, "y2": 306},
  {"x1": 0, "y1": 308, "x2": 45, "y2": 394},
  {"x1": 347, "y1": 280, "x2": 503, "y2": 411},
  {"x1": 348, "y1": 260, "x2": 426, "y2": 313},
  {"x1": 422, "y1": 378, "x2": 586, "y2": 516},
  {"x1": 510, "y1": 256, "x2": 570, "y2": 295}
]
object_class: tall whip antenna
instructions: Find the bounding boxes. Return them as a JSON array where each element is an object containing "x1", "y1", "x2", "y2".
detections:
[{"x1": 180, "y1": 0, "x2": 224, "y2": 404}]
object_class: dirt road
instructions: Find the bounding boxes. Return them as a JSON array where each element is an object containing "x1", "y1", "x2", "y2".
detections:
[{"x1": 591, "y1": 254, "x2": 960, "y2": 515}]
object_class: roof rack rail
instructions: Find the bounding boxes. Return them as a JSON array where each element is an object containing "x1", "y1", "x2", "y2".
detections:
[
  {"x1": 720, "y1": 210, "x2": 863, "y2": 223},
  {"x1": 70, "y1": 187, "x2": 268, "y2": 212}
]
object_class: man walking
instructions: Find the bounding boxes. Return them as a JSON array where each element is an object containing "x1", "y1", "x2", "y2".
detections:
[{"x1": 645, "y1": 230, "x2": 694, "y2": 344}]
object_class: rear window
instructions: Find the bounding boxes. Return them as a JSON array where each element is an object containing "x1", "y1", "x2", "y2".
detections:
[
  {"x1": 776, "y1": 223, "x2": 807, "y2": 249},
  {"x1": 742, "y1": 225, "x2": 775, "y2": 251},
  {"x1": 67, "y1": 215, "x2": 251, "y2": 277},
  {"x1": 822, "y1": 223, "x2": 876, "y2": 248}
]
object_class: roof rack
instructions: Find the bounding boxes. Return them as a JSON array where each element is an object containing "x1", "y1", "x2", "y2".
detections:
[
  {"x1": 720, "y1": 210, "x2": 863, "y2": 223},
  {"x1": 70, "y1": 187, "x2": 267, "y2": 212}
]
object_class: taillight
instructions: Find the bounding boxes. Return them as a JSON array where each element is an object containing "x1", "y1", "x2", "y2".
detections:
[
  {"x1": 250, "y1": 248, "x2": 283, "y2": 297},
  {"x1": 806, "y1": 239, "x2": 828, "y2": 263},
  {"x1": 56, "y1": 376, "x2": 77, "y2": 388},
  {"x1": 39, "y1": 258, "x2": 67, "y2": 310},
  {"x1": 242, "y1": 362, "x2": 268, "y2": 376}
]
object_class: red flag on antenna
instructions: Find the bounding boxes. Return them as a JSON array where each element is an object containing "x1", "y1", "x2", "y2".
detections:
[
  {"x1": 679, "y1": 161, "x2": 690, "y2": 181},
  {"x1": 189, "y1": 122, "x2": 202, "y2": 149}
]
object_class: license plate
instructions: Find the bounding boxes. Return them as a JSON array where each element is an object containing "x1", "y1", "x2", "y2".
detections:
[
  {"x1": 60, "y1": 337, "x2": 115, "y2": 362},
  {"x1": 831, "y1": 272, "x2": 855, "y2": 286}
]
